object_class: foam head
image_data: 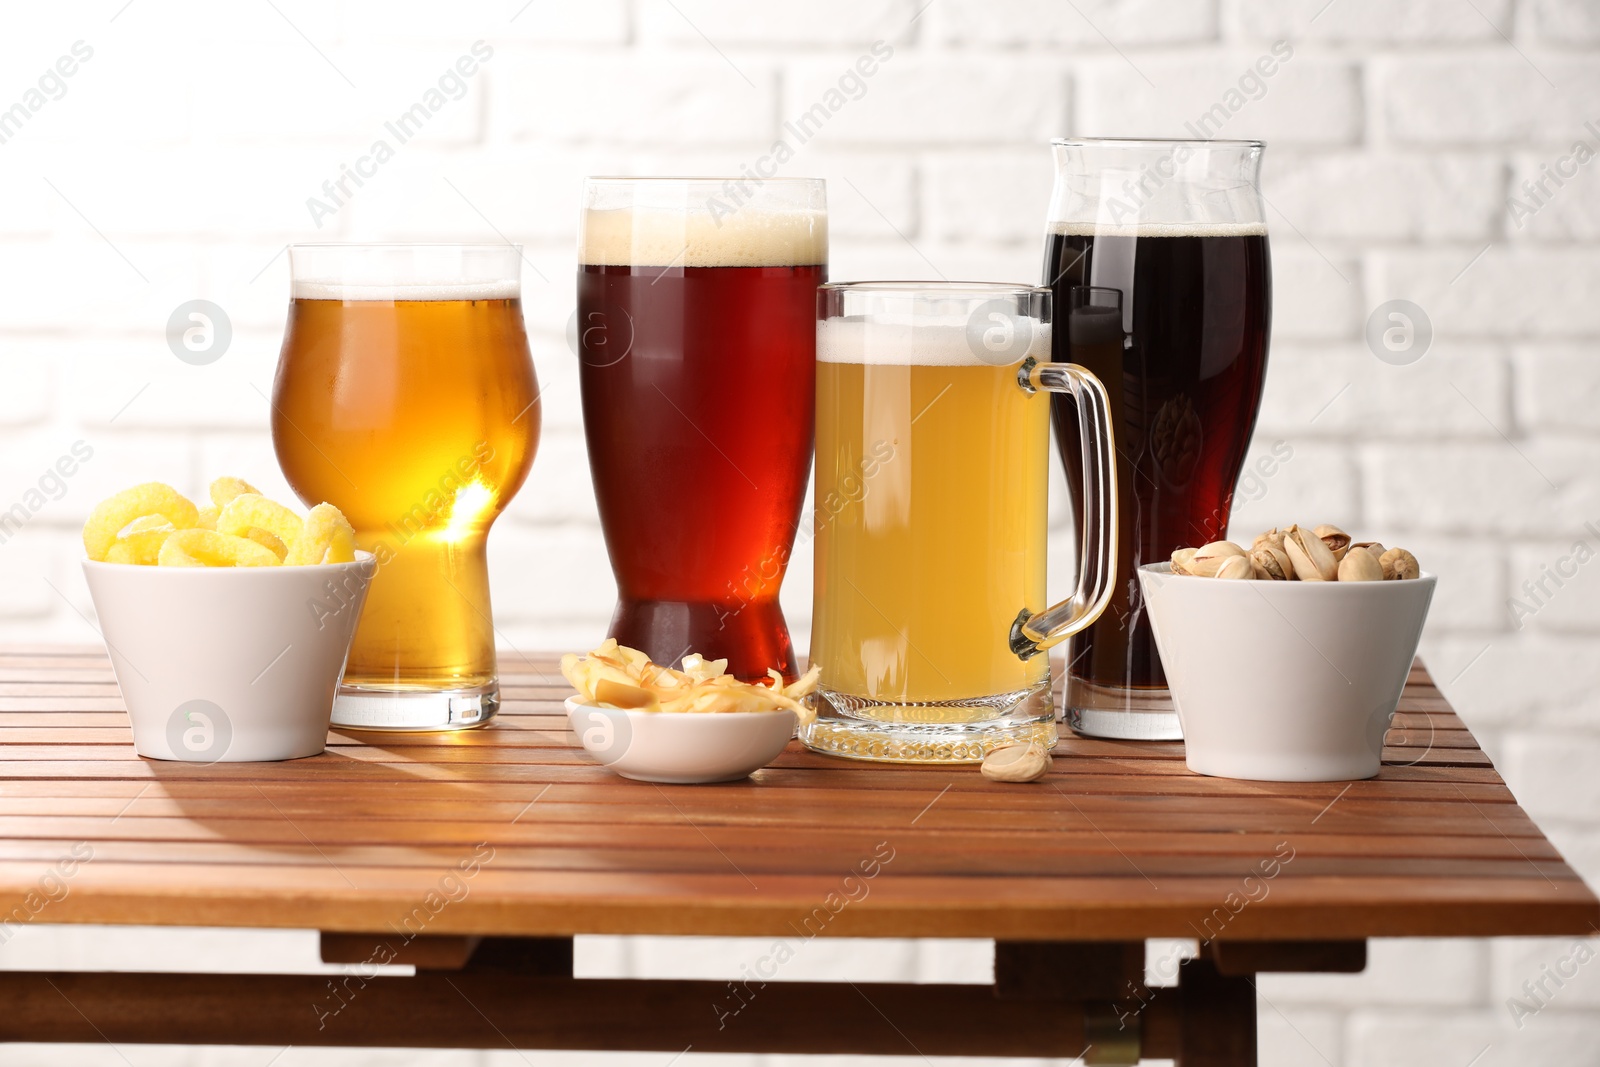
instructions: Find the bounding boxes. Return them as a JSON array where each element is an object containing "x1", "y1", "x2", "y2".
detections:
[
  {"x1": 1048, "y1": 221, "x2": 1268, "y2": 238},
  {"x1": 288, "y1": 245, "x2": 521, "y2": 302},
  {"x1": 581, "y1": 206, "x2": 826, "y2": 268},
  {"x1": 291, "y1": 280, "x2": 519, "y2": 301},
  {"x1": 580, "y1": 179, "x2": 827, "y2": 268},
  {"x1": 819, "y1": 316, "x2": 1051, "y2": 368}
]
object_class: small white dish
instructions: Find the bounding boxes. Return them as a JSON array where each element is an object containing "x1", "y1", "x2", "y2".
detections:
[
  {"x1": 1137, "y1": 563, "x2": 1436, "y2": 782},
  {"x1": 83, "y1": 553, "x2": 375, "y2": 763},
  {"x1": 564, "y1": 697, "x2": 797, "y2": 784}
]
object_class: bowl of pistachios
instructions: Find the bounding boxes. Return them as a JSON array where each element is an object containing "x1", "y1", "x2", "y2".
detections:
[{"x1": 1137, "y1": 524, "x2": 1435, "y2": 783}]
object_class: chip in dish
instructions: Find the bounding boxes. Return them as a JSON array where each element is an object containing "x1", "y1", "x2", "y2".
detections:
[{"x1": 561, "y1": 639, "x2": 820, "y2": 722}]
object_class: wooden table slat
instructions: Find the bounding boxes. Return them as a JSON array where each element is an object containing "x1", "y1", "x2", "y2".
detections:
[{"x1": 0, "y1": 648, "x2": 1587, "y2": 943}]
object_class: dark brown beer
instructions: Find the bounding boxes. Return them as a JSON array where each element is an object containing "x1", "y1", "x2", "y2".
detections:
[{"x1": 1047, "y1": 226, "x2": 1271, "y2": 691}]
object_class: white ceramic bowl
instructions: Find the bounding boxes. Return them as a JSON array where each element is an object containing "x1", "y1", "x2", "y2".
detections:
[
  {"x1": 83, "y1": 554, "x2": 375, "y2": 762},
  {"x1": 564, "y1": 697, "x2": 797, "y2": 784},
  {"x1": 1137, "y1": 564, "x2": 1436, "y2": 782}
]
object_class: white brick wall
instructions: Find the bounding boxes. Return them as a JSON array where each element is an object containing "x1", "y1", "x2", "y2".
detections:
[{"x1": 1, "y1": 1, "x2": 1598, "y2": 1064}]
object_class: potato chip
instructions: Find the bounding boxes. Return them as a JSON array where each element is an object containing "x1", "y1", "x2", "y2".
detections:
[
  {"x1": 562, "y1": 639, "x2": 819, "y2": 722},
  {"x1": 158, "y1": 529, "x2": 280, "y2": 568},
  {"x1": 194, "y1": 505, "x2": 219, "y2": 531},
  {"x1": 82, "y1": 483, "x2": 200, "y2": 562},
  {"x1": 105, "y1": 515, "x2": 177, "y2": 566},
  {"x1": 286, "y1": 502, "x2": 356, "y2": 566}
]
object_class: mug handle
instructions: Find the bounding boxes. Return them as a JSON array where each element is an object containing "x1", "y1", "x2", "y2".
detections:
[{"x1": 1009, "y1": 357, "x2": 1119, "y2": 659}]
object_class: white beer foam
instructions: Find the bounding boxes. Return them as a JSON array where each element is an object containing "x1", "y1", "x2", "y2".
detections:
[
  {"x1": 1048, "y1": 221, "x2": 1268, "y2": 238},
  {"x1": 819, "y1": 317, "x2": 1052, "y2": 367},
  {"x1": 581, "y1": 206, "x2": 827, "y2": 267},
  {"x1": 291, "y1": 281, "x2": 519, "y2": 301}
]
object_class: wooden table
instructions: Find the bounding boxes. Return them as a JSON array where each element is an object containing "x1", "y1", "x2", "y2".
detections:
[{"x1": 0, "y1": 648, "x2": 1593, "y2": 1065}]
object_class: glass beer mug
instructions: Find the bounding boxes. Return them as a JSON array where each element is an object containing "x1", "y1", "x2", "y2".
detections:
[{"x1": 803, "y1": 282, "x2": 1117, "y2": 763}]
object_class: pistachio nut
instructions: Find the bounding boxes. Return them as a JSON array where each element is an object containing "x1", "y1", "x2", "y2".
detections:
[
  {"x1": 1189, "y1": 540, "x2": 1248, "y2": 578},
  {"x1": 1250, "y1": 542, "x2": 1293, "y2": 580},
  {"x1": 981, "y1": 743, "x2": 1051, "y2": 783},
  {"x1": 1214, "y1": 554, "x2": 1254, "y2": 580},
  {"x1": 1171, "y1": 547, "x2": 1198, "y2": 575},
  {"x1": 1338, "y1": 545, "x2": 1384, "y2": 582},
  {"x1": 1283, "y1": 524, "x2": 1338, "y2": 581},
  {"x1": 1380, "y1": 547, "x2": 1420, "y2": 581},
  {"x1": 1252, "y1": 527, "x2": 1285, "y2": 552},
  {"x1": 1313, "y1": 523, "x2": 1352, "y2": 562}
]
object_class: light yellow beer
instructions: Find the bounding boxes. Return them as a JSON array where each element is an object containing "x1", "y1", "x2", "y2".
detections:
[{"x1": 811, "y1": 321, "x2": 1051, "y2": 706}]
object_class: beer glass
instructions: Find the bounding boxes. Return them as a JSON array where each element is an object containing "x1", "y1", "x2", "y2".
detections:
[
  {"x1": 1046, "y1": 139, "x2": 1271, "y2": 740},
  {"x1": 805, "y1": 283, "x2": 1117, "y2": 763},
  {"x1": 577, "y1": 177, "x2": 825, "y2": 682},
  {"x1": 273, "y1": 244, "x2": 540, "y2": 730}
]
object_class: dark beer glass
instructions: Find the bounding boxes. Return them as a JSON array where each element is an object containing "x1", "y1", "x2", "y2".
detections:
[
  {"x1": 577, "y1": 177, "x2": 826, "y2": 682},
  {"x1": 1046, "y1": 139, "x2": 1271, "y2": 739}
]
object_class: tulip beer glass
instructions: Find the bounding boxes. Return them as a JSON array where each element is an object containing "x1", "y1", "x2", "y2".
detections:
[
  {"x1": 273, "y1": 244, "x2": 540, "y2": 730},
  {"x1": 805, "y1": 283, "x2": 1117, "y2": 763},
  {"x1": 1045, "y1": 139, "x2": 1272, "y2": 740},
  {"x1": 576, "y1": 177, "x2": 825, "y2": 682}
]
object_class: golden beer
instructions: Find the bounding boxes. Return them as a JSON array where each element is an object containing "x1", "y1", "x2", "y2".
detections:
[
  {"x1": 805, "y1": 282, "x2": 1118, "y2": 763},
  {"x1": 812, "y1": 357, "x2": 1050, "y2": 702},
  {"x1": 273, "y1": 246, "x2": 539, "y2": 729}
]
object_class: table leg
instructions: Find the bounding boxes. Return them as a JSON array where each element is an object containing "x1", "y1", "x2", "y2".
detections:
[{"x1": 1177, "y1": 958, "x2": 1256, "y2": 1067}]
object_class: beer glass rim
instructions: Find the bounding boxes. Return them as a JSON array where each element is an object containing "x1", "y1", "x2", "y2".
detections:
[
  {"x1": 820, "y1": 280, "x2": 1048, "y2": 296},
  {"x1": 288, "y1": 242, "x2": 522, "y2": 253},
  {"x1": 584, "y1": 175, "x2": 825, "y2": 186},
  {"x1": 287, "y1": 243, "x2": 523, "y2": 297},
  {"x1": 1051, "y1": 136, "x2": 1265, "y2": 149}
]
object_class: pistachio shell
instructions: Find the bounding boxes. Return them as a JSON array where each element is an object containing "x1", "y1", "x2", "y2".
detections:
[
  {"x1": 1338, "y1": 545, "x2": 1383, "y2": 582},
  {"x1": 981, "y1": 743, "x2": 1051, "y2": 783},
  {"x1": 1283, "y1": 524, "x2": 1338, "y2": 581},
  {"x1": 1380, "y1": 547, "x2": 1420, "y2": 581},
  {"x1": 1214, "y1": 555, "x2": 1254, "y2": 580},
  {"x1": 1250, "y1": 542, "x2": 1292, "y2": 580},
  {"x1": 1189, "y1": 540, "x2": 1248, "y2": 578},
  {"x1": 1313, "y1": 523, "x2": 1352, "y2": 562},
  {"x1": 1171, "y1": 547, "x2": 1198, "y2": 575}
]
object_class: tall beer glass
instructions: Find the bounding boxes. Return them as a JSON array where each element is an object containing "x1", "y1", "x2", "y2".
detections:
[
  {"x1": 806, "y1": 283, "x2": 1117, "y2": 763},
  {"x1": 273, "y1": 244, "x2": 539, "y2": 730},
  {"x1": 577, "y1": 178, "x2": 825, "y2": 682},
  {"x1": 1046, "y1": 139, "x2": 1271, "y2": 740}
]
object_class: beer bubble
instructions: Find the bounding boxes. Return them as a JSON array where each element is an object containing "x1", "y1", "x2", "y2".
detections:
[
  {"x1": 165, "y1": 699, "x2": 232, "y2": 764},
  {"x1": 1365, "y1": 299, "x2": 1432, "y2": 366},
  {"x1": 166, "y1": 299, "x2": 232, "y2": 366}
]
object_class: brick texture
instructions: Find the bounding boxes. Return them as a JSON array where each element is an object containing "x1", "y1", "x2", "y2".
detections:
[{"x1": 3, "y1": 3, "x2": 1599, "y2": 1064}]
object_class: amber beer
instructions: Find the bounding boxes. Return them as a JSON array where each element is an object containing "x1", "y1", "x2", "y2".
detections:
[{"x1": 273, "y1": 245, "x2": 539, "y2": 730}]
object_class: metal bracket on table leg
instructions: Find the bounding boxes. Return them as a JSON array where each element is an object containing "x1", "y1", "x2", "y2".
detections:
[{"x1": 994, "y1": 941, "x2": 1147, "y2": 1066}]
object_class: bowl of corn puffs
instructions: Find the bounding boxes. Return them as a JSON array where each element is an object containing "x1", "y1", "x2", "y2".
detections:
[{"x1": 81, "y1": 476, "x2": 373, "y2": 762}]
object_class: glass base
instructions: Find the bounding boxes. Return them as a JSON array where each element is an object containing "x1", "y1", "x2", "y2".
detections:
[
  {"x1": 801, "y1": 682, "x2": 1055, "y2": 764},
  {"x1": 331, "y1": 682, "x2": 499, "y2": 732},
  {"x1": 1064, "y1": 676, "x2": 1182, "y2": 740}
]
